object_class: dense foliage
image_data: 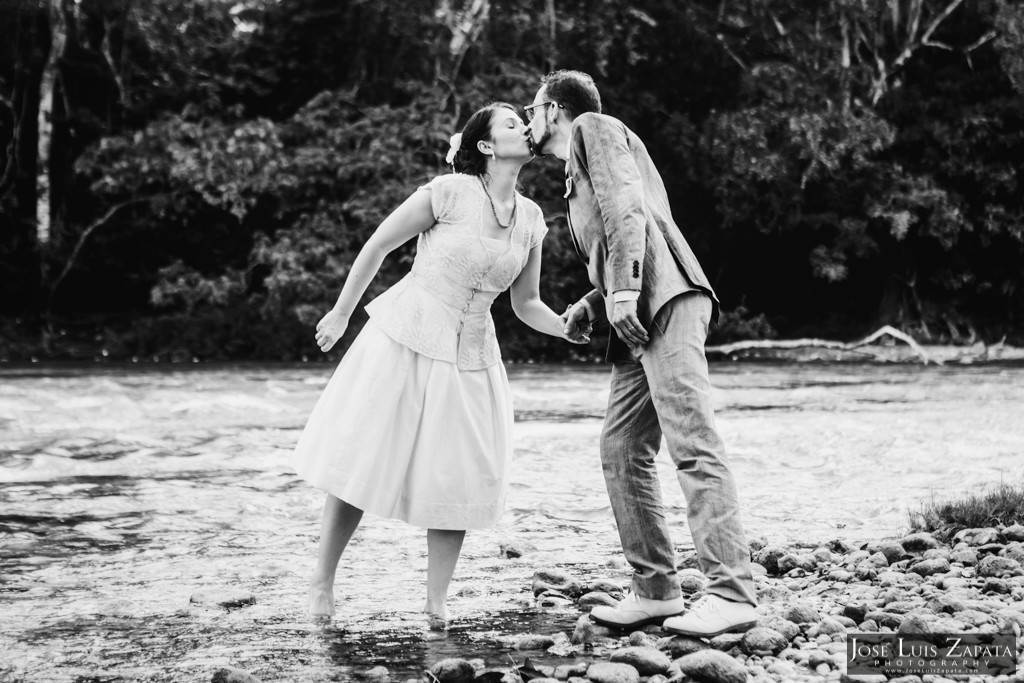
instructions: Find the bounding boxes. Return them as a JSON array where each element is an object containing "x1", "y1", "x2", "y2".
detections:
[{"x1": 2, "y1": 0, "x2": 1023, "y2": 361}]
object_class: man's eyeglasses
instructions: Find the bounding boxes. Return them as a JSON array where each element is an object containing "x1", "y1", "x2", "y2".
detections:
[{"x1": 524, "y1": 101, "x2": 562, "y2": 121}]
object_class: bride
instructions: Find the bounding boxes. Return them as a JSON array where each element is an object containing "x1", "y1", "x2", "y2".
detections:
[{"x1": 290, "y1": 102, "x2": 588, "y2": 627}]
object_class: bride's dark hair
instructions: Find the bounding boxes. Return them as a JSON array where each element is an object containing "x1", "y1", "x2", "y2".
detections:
[{"x1": 451, "y1": 102, "x2": 517, "y2": 176}]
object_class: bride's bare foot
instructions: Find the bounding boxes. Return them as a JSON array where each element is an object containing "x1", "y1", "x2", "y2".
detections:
[
  {"x1": 423, "y1": 601, "x2": 447, "y2": 631},
  {"x1": 308, "y1": 581, "x2": 335, "y2": 619}
]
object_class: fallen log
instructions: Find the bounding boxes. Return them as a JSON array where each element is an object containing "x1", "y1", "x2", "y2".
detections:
[{"x1": 706, "y1": 325, "x2": 940, "y2": 365}]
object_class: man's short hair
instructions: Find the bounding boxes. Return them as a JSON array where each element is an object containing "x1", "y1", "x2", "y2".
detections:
[{"x1": 541, "y1": 70, "x2": 601, "y2": 119}]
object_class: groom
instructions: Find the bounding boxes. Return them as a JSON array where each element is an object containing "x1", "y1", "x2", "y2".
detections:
[{"x1": 525, "y1": 70, "x2": 758, "y2": 637}]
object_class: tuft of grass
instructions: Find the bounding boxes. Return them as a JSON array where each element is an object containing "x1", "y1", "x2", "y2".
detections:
[{"x1": 908, "y1": 482, "x2": 1024, "y2": 541}]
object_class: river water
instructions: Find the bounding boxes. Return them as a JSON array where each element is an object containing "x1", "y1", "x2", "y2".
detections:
[{"x1": 1, "y1": 362, "x2": 1022, "y2": 681}]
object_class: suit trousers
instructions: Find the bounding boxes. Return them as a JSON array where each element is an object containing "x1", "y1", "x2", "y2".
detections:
[{"x1": 600, "y1": 291, "x2": 758, "y2": 605}]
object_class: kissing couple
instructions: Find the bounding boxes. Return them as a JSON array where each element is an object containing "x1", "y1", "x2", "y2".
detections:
[{"x1": 290, "y1": 70, "x2": 759, "y2": 637}]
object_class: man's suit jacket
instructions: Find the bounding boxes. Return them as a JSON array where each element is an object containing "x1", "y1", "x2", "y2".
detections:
[{"x1": 564, "y1": 112, "x2": 719, "y2": 355}]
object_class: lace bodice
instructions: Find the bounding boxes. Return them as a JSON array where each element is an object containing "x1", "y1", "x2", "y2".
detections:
[{"x1": 365, "y1": 174, "x2": 548, "y2": 370}]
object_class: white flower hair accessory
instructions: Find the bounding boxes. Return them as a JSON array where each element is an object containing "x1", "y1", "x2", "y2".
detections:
[{"x1": 445, "y1": 133, "x2": 463, "y2": 165}]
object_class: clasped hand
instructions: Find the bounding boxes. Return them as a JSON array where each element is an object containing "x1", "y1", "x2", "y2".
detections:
[{"x1": 560, "y1": 303, "x2": 592, "y2": 344}]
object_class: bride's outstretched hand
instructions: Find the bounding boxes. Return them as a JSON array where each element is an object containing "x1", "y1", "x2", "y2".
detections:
[{"x1": 315, "y1": 309, "x2": 350, "y2": 352}]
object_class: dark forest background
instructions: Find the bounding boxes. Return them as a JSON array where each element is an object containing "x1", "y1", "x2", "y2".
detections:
[{"x1": 2, "y1": 0, "x2": 1023, "y2": 362}]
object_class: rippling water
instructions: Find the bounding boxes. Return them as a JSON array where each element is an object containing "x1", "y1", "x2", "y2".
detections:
[{"x1": 1, "y1": 362, "x2": 1022, "y2": 681}]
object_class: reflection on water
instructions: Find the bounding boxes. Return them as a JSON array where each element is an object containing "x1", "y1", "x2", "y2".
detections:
[{"x1": 1, "y1": 362, "x2": 1023, "y2": 681}]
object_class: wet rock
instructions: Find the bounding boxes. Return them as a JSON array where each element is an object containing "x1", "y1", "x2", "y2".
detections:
[
  {"x1": 553, "y1": 662, "x2": 588, "y2": 679},
  {"x1": 784, "y1": 601, "x2": 821, "y2": 624},
  {"x1": 675, "y1": 649, "x2": 747, "y2": 683},
  {"x1": 878, "y1": 571, "x2": 914, "y2": 587},
  {"x1": 984, "y1": 578, "x2": 1012, "y2": 594},
  {"x1": 455, "y1": 586, "x2": 482, "y2": 598},
  {"x1": 812, "y1": 546, "x2": 834, "y2": 564},
  {"x1": 778, "y1": 553, "x2": 816, "y2": 573},
  {"x1": 954, "y1": 527, "x2": 1004, "y2": 546},
  {"x1": 753, "y1": 546, "x2": 786, "y2": 574},
  {"x1": 211, "y1": 668, "x2": 261, "y2": 683},
  {"x1": 677, "y1": 568, "x2": 707, "y2": 593},
  {"x1": 910, "y1": 558, "x2": 950, "y2": 577},
  {"x1": 626, "y1": 631, "x2": 658, "y2": 648},
  {"x1": 979, "y1": 555, "x2": 1024, "y2": 578},
  {"x1": 609, "y1": 647, "x2": 671, "y2": 675},
  {"x1": 536, "y1": 593, "x2": 574, "y2": 609},
  {"x1": 901, "y1": 532, "x2": 941, "y2": 552},
  {"x1": 364, "y1": 666, "x2": 389, "y2": 683},
  {"x1": 866, "y1": 552, "x2": 890, "y2": 568},
  {"x1": 578, "y1": 592, "x2": 618, "y2": 609},
  {"x1": 859, "y1": 619, "x2": 879, "y2": 632},
  {"x1": 428, "y1": 659, "x2": 475, "y2": 683},
  {"x1": 500, "y1": 543, "x2": 532, "y2": 559},
  {"x1": 829, "y1": 569, "x2": 855, "y2": 582},
  {"x1": 766, "y1": 660, "x2": 800, "y2": 679},
  {"x1": 758, "y1": 615, "x2": 800, "y2": 641},
  {"x1": 571, "y1": 614, "x2": 612, "y2": 645},
  {"x1": 513, "y1": 634, "x2": 556, "y2": 650},
  {"x1": 677, "y1": 551, "x2": 701, "y2": 571},
  {"x1": 709, "y1": 633, "x2": 745, "y2": 651},
  {"x1": 533, "y1": 569, "x2": 585, "y2": 598},
  {"x1": 190, "y1": 588, "x2": 255, "y2": 608},
  {"x1": 740, "y1": 627, "x2": 788, "y2": 656},
  {"x1": 896, "y1": 613, "x2": 935, "y2": 636},
  {"x1": 1004, "y1": 524, "x2": 1024, "y2": 542},
  {"x1": 923, "y1": 548, "x2": 951, "y2": 561},
  {"x1": 585, "y1": 662, "x2": 640, "y2": 683},
  {"x1": 657, "y1": 635, "x2": 707, "y2": 658},
  {"x1": 588, "y1": 579, "x2": 624, "y2": 595}
]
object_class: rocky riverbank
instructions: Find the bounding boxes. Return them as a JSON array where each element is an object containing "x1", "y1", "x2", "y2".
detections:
[{"x1": 211, "y1": 525, "x2": 1024, "y2": 683}]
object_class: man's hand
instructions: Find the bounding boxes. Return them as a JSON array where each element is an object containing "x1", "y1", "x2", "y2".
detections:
[
  {"x1": 561, "y1": 302, "x2": 593, "y2": 344},
  {"x1": 610, "y1": 299, "x2": 648, "y2": 347}
]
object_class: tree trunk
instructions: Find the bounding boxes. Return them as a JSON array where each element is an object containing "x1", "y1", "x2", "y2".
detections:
[{"x1": 0, "y1": 1, "x2": 52, "y2": 313}]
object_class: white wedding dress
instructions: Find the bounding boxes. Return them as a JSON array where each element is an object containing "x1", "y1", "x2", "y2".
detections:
[{"x1": 291, "y1": 173, "x2": 547, "y2": 530}]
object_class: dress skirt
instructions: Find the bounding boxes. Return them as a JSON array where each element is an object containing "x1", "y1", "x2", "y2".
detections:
[{"x1": 290, "y1": 319, "x2": 513, "y2": 530}]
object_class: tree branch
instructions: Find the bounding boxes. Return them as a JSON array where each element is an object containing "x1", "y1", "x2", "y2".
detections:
[
  {"x1": 707, "y1": 325, "x2": 941, "y2": 364},
  {"x1": 46, "y1": 195, "x2": 165, "y2": 311}
]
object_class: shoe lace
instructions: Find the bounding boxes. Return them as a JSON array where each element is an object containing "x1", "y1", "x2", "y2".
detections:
[{"x1": 688, "y1": 596, "x2": 720, "y2": 617}]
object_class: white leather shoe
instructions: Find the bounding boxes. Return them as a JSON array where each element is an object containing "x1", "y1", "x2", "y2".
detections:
[
  {"x1": 662, "y1": 595, "x2": 757, "y2": 637},
  {"x1": 589, "y1": 592, "x2": 686, "y2": 629}
]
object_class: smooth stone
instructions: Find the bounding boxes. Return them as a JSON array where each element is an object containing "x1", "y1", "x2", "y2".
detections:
[
  {"x1": 709, "y1": 632, "x2": 745, "y2": 651},
  {"x1": 953, "y1": 527, "x2": 1004, "y2": 546},
  {"x1": 1004, "y1": 524, "x2": 1024, "y2": 542},
  {"x1": 949, "y1": 548, "x2": 978, "y2": 565},
  {"x1": 211, "y1": 668, "x2": 261, "y2": 683},
  {"x1": 901, "y1": 532, "x2": 942, "y2": 552},
  {"x1": 675, "y1": 650, "x2": 748, "y2": 683},
  {"x1": 364, "y1": 666, "x2": 389, "y2": 683},
  {"x1": 190, "y1": 588, "x2": 255, "y2": 608},
  {"x1": 784, "y1": 601, "x2": 821, "y2": 624},
  {"x1": 979, "y1": 555, "x2": 1024, "y2": 578},
  {"x1": 758, "y1": 615, "x2": 800, "y2": 641},
  {"x1": 866, "y1": 552, "x2": 890, "y2": 568},
  {"x1": 514, "y1": 633, "x2": 556, "y2": 650},
  {"x1": 910, "y1": 558, "x2": 951, "y2": 577},
  {"x1": 1002, "y1": 542, "x2": 1024, "y2": 564},
  {"x1": 867, "y1": 541, "x2": 906, "y2": 564},
  {"x1": 740, "y1": 627, "x2": 788, "y2": 656},
  {"x1": 827, "y1": 539, "x2": 855, "y2": 554},
  {"x1": 585, "y1": 662, "x2": 640, "y2": 683},
  {"x1": 553, "y1": 663, "x2": 588, "y2": 680},
  {"x1": 677, "y1": 568, "x2": 707, "y2": 593},
  {"x1": 829, "y1": 569, "x2": 855, "y2": 582},
  {"x1": 778, "y1": 553, "x2": 817, "y2": 573},
  {"x1": 626, "y1": 631, "x2": 658, "y2": 648},
  {"x1": 609, "y1": 646, "x2": 671, "y2": 675},
  {"x1": 657, "y1": 634, "x2": 708, "y2": 658},
  {"x1": 864, "y1": 611, "x2": 905, "y2": 628},
  {"x1": 428, "y1": 659, "x2": 475, "y2": 683},
  {"x1": 816, "y1": 616, "x2": 847, "y2": 635},
  {"x1": 588, "y1": 579, "x2": 624, "y2": 595}
]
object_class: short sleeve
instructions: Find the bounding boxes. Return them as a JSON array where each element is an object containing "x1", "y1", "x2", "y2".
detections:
[
  {"x1": 528, "y1": 203, "x2": 548, "y2": 250},
  {"x1": 417, "y1": 174, "x2": 465, "y2": 223}
]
